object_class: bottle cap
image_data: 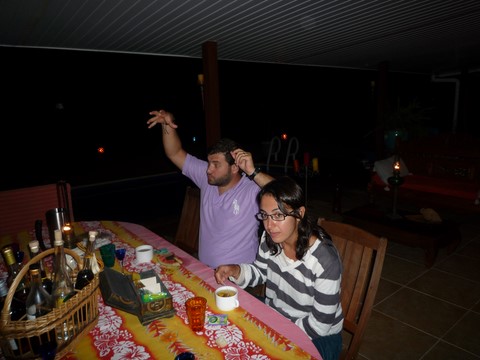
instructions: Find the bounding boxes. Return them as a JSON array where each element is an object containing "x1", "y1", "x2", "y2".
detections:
[
  {"x1": 29, "y1": 240, "x2": 40, "y2": 252},
  {"x1": 54, "y1": 229, "x2": 64, "y2": 246},
  {"x1": 54, "y1": 229, "x2": 62, "y2": 240}
]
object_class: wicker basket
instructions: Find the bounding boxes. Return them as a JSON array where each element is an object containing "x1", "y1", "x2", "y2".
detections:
[{"x1": 0, "y1": 248, "x2": 100, "y2": 359}]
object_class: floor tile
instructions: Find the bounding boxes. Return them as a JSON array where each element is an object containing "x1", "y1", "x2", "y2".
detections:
[
  {"x1": 472, "y1": 301, "x2": 480, "y2": 314},
  {"x1": 456, "y1": 240, "x2": 480, "y2": 260},
  {"x1": 374, "y1": 278, "x2": 402, "y2": 305},
  {"x1": 443, "y1": 311, "x2": 480, "y2": 356},
  {"x1": 374, "y1": 287, "x2": 466, "y2": 337},
  {"x1": 358, "y1": 311, "x2": 437, "y2": 360},
  {"x1": 408, "y1": 269, "x2": 480, "y2": 308},
  {"x1": 435, "y1": 254, "x2": 480, "y2": 282},
  {"x1": 386, "y1": 241, "x2": 428, "y2": 265},
  {"x1": 381, "y1": 254, "x2": 427, "y2": 285},
  {"x1": 422, "y1": 340, "x2": 480, "y2": 360}
]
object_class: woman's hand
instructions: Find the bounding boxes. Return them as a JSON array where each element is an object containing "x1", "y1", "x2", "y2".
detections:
[
  {"x1": 147, "y1": 109, "x2": 178, "y2": 130},
  {"x1": 214, "y1": 265, "x2": 240, "y2": 285}
]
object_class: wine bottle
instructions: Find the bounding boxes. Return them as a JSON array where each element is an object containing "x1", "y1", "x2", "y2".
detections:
[
  {"x1": 74, "y1": 233, "x2": 95, "y2": 290},
  {"x1": 28, "y1": 240, "x2": 53, "y2": 294},
  {"x1": 1, "y1": 246, "x2": 28, "y2": 302},
  {"x1": 0, "y1": 279, "x2": 25, "y2": 356},
  {"x1": 51, "y1": 230, "x2": 75, "y2": 341},
  {"x1": 75, "y1": 233, "x2": 96, "y2": 323},
  {"x1": 1, "y1": 250, "x2": 30, "y2": 355},
  {"x1": 35, "y1": 219, "x2": 48, "y2": 251}
]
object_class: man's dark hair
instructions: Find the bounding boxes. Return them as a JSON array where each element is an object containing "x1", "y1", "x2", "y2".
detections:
[{"x1": 208, "y1": 138, "x2": 239, "y2": 165}]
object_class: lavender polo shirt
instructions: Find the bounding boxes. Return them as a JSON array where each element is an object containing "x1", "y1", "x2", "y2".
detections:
[{"x1": 183, "y1": 154, "x2": 262, "y2": 268}]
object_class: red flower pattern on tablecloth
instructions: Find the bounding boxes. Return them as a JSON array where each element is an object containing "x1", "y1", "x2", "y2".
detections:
[{"x1": 0, "y1": 222, "x2": 315, "y2": 359}]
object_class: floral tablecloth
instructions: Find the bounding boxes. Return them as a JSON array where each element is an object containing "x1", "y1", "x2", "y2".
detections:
[{"x1": 0, "y1": 221, "x2": 321, "y2": 360}]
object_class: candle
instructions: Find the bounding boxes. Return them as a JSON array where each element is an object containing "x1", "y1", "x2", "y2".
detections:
[
  {"x1": 62, "y1": 224, "x2": 74, "y2": 249},
  {"x1": 303, "y1": 152, "x2": 310, "y2": 167},
  {"x1": 293, "y1": 159, "x2": 300, "y2": 173},
  {"x1": 312, "y1": 158, "x2": 319, "y2": 172},
  {"x1": 393, "y1": 161, "x2": 400, "y2": 174}
]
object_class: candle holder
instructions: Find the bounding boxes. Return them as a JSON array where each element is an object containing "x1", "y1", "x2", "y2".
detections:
[{"x1": 387, "y1": 162, "x2": 404, "y2": 219}]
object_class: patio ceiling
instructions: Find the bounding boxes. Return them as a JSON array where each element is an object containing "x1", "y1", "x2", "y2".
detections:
[{"x1": 1, "y1": 0, "x2": 480, "y2": 75}]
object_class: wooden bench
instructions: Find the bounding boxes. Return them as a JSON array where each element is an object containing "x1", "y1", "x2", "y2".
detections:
[{"x1": 369, "y1": 133, "x2": 480, "y2": 214}]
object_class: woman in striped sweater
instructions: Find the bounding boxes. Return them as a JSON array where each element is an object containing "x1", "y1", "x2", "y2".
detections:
[{"x1": 214, "y1": 176, "x2": 344, "y2": 360}]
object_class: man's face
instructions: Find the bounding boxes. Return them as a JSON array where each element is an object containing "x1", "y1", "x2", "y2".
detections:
[{"x1": 206, "y1": 153, "x2": 233, "y2": 187}]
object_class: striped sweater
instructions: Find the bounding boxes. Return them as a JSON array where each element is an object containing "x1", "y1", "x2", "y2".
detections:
[{"x1": 234, "y1": 231, "x2": 344, "y2": 339}]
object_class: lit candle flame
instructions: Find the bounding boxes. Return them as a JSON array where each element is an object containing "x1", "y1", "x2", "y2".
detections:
[{"x1": 394, "y1": 161, "x2": 400, "y2": 171}]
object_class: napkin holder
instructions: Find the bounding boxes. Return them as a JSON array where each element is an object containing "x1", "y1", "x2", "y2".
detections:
[
  {"x1": 99, "y1": 268, "x2": 175, "y2": 325},
  {"x1": 136, "y1": 270, "x2": 175, "y2": 325}
]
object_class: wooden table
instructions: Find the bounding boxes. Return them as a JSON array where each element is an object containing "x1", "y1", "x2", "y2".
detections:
[
  {"x1": 342, "y1": 205, "x2": 461, "y2": 267},
  {"x1": 0, "y1": 221, "x2": 322, "y2": 360}
]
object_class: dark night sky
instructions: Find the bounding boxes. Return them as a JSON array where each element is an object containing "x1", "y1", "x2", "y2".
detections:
[{"x1": 1, "y1": 46, "x2": 470, "y2": 190}]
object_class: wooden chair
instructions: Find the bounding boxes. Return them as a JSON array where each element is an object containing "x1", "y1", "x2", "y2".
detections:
[
  {"x1": 174, "y1": 186, "x2": 201, "y2": 257},
  {"x1": 0, "y1": 181, "x2": 74, "y2": 237},
  {"x1": 318, "y1": 218, "x2": 388, "y2": 360}
]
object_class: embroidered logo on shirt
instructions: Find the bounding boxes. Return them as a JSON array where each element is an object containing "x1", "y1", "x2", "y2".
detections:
[{"x1": 232, "y1": 199, "x2": 240, "y2": 215}]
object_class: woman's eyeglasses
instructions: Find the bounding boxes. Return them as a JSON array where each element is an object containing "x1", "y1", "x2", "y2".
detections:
[{"x1": 255, "y1": 211, "x2": 294, "y2": 221}]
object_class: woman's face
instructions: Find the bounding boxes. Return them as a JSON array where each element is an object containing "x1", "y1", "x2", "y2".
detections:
[{"x1": 259, "y1": 194, "x2": 299, "y2": 245}]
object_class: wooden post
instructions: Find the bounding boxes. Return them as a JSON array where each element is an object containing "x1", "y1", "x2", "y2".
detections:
[
  {"x1": 375, "y1": 61, "x2": 389, "y2": 159},
  {"x1": 202, "y1": 41, "x2": 221, "y2": 148}
]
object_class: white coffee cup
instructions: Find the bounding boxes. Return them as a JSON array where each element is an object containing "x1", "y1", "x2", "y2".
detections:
[
  {"x1": 215, "y1": 285, "x2": 239, "y2": 311},
  {"x1": 136, "y1": 245, "x2": 153, "y2": 263}
]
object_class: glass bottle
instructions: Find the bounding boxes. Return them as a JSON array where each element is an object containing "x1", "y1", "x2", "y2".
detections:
[
  {"x1": 26, "y1": 265, "x2": 54, "y2": 319},
  {"x1": 1, "y1": 246, "x2": 28, "y2": 303},
  {"x1": 0, "y1": 278, "x2": 23, "y2": 355},
  {"x1": 74, "y1": 234, "x2": 95, "y2": 290},
  {"x1": 87, "y1": 231, "x2": 101, "y2": 275},
  {"x1": 25, "y1": 265, "x2": 57, "y2": 356},
  {"x1": 1, "y1": 251, "x2": 30, "y2": 355},
  {"x1": 51, "y1": 229, "x2": 75, "y2": 341},
  {"x1": 28, "y1": 240, "x2": 53, "y2": 294},
  {"x1": 74, "y1": 233, "x2": 97, "y2": 324}
]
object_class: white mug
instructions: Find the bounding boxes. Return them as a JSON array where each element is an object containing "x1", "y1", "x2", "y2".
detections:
[
  {"x1": 135, "y1": 245, "x2": 153, "y2": 263},
  {"x1": 215, "y1": 285, "x2": 239, "y2": 311}
]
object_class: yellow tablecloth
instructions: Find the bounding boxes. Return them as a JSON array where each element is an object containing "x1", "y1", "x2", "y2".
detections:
[{"x1": 0, "y1": 221, "x2": 321, "y2": 360}]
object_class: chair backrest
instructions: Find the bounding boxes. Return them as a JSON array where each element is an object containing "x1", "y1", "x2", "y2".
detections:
[
  {"x1": 0, "y1": 182, "x2": 74, "y2": 237},
  {"x1": 174, "y1": 186, "x2": 200, "y2": 257},
  {"x1": 317, "y1": 218, "x2": 387, "y2": 360}
]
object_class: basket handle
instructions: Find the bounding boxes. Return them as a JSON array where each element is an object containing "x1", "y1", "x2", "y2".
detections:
[{"x1": 1, "y1": 247, "x2": 83, "y2": 323}]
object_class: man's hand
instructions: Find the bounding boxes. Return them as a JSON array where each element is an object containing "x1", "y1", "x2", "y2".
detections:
[
  {"x1": 231, "y1": 148, "x2": 255, "y2": 175},
  {"x1": 147, "y1": 109, "x2": 178, "y2": 131}
]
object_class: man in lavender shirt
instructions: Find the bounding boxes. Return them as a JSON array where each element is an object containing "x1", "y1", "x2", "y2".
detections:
[{"x1": 147, "y1": 109, "x2": 273, "y2": 268}]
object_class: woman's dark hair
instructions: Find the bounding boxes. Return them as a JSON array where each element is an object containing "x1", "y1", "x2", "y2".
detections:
[
  {"x1": 257, "y1": 176, "x2": 330, "y2": 260},
  {"x1": 208, "y1": 138, "x2": 238, "y2": 165}
]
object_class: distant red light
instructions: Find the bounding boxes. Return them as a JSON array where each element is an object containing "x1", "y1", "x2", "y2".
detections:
[
  {"x1": 281, "y1": 133, "x2": 288, "y2": 141},
  {"x1": 97, "y1": 147, "x2": 105, "y2": 154}
]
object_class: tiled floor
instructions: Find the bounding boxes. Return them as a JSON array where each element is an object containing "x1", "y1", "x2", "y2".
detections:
[{"x1": 141, "y1": 182, "x2": 480, "y2": 360}]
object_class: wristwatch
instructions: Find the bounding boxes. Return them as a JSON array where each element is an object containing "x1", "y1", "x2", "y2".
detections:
[{"x1": 247, "y1": 168, "x2": 261, "y2": 180}]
